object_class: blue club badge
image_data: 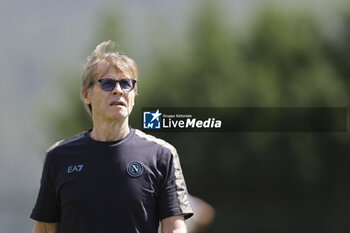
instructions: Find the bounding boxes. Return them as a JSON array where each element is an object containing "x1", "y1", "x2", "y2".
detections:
[{"x1": 127, "y1": 161, "x2": 144, "y2": 177}]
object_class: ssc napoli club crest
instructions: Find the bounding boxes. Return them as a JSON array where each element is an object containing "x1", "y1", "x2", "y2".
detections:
[{"x1": 127, "y1": 161, "x2": 144, "y2": 177}]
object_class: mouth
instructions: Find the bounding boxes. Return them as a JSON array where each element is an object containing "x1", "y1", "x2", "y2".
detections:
[{"x1": 109, "y1": 100, "x2": 127, "y2": 107}]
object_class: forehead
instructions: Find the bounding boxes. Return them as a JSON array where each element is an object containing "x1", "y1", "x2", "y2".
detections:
[{"x1": 95, "y1": 60, "x2": 125, "y2": 80}]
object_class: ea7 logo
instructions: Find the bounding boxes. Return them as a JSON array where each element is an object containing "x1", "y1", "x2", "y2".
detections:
[{"x1": 67, "y1": 165, "x2": 84, "y2": 173}]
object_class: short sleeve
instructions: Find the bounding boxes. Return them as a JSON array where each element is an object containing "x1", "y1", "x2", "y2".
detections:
[
  {"x1": 30, "y1": 154, "x2": 61, "y2": 222},
  {"x1": 157, "y1": 148, "x2": 193, "y2": 220}
]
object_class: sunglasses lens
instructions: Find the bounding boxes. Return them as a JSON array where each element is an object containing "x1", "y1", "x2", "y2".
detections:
[
  {"x1": 119, "y1": 79, "x2": 134, "y2": 92},
  {"x1": 99, "y1": 79, "x2": 116, "y2": 91},
  {"x1": 97, "y1": 78, "x2": 136, "y2": 92}
]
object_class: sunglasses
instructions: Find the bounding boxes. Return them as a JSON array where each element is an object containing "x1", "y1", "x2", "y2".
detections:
[{"x1": 95, "y1": 78, "x2": 136, "y2": 92}]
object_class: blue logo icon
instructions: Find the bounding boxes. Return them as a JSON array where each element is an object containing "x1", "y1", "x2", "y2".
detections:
[
  {"x1": 127, "y1": 161, "x2": 144, "y2": 177},
  {"x1": 143, "y1": 109, "x2": 162, "y2": 129}
]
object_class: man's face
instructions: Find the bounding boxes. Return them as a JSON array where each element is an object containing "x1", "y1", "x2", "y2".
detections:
[{"x1": 84, "y1": 64, "x2": 136, "y2": 122}]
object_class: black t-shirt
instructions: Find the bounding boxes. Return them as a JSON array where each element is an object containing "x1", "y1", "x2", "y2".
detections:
[{"x1": 31, "y1": 128, "x2": 193, "y2": 233}]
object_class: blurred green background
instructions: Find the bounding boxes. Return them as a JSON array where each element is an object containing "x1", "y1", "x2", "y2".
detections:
[{"x1": 1, "y1": 0, "x2": 350, "y2": 232}]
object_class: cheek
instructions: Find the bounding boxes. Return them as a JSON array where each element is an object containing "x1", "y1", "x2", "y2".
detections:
[{"x1": 91, "y1": 90, "x2": 107, "y2": 109}]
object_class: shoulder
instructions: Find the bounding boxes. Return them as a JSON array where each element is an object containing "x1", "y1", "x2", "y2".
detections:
[
  {"x1": 133, "y1": 129, "x2": 178, "y2": 157},
  {"x1": 46, "y1": 131, "x2": 88, "y2": 154}
]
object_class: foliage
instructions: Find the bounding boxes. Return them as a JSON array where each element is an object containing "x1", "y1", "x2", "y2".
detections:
[{"x1": 47, "y1": 1, "x2": 350, "y2": 232}]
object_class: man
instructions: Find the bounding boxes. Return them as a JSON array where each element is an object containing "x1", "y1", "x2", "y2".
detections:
[{"x1": 30, "y1": 41, "x2": 193, "y2": 233}]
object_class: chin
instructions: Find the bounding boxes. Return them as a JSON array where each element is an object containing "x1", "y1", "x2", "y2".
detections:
[{"x1": 109, "y1": 112, "x2": 128, "y2": 121}]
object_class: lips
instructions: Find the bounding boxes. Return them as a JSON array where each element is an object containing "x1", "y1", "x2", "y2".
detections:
[{"x1": 109, "y1": 100, "x2": 127, "y2": 107}]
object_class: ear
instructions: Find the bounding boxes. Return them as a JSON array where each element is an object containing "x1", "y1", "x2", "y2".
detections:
[
  {"x1": 131, "y1": 92, "x2": 135, "y2": 107},
  {"x1": 83, "y1": 89, "x2": 91, "y2": 105}
]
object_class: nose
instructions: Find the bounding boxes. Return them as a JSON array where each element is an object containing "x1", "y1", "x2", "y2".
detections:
[{"x1": 112, "y1": 82, "x2": 123, "y2": 95}]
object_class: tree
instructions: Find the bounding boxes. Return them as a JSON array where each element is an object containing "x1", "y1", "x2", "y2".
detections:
[{"x1": 45, "y1": 1, "x2": 350, "y2": 232}]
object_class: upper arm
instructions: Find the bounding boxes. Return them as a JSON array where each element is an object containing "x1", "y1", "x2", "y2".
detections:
[
  {"x1": 157, "y1": 148, "x2": 193, "y2": 220},
  {"x1": 31, "y1": 154, "x2": 61, "y2": 222},
  {"x1": 161, "y1": 215, "x2": 186, "y2": 233},
  {"x1": 31, "y1": 221, "x2": 59, "y2": 233}
]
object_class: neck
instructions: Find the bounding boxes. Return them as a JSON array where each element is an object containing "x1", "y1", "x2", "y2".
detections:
[{"x1": 90, "y1": 117, "x2": 130, "y2": 142}]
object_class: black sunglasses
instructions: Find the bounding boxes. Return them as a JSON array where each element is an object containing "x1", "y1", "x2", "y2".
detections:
[{"x1": 95, "y1": 78, "x2": 136, "y2": 92}]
